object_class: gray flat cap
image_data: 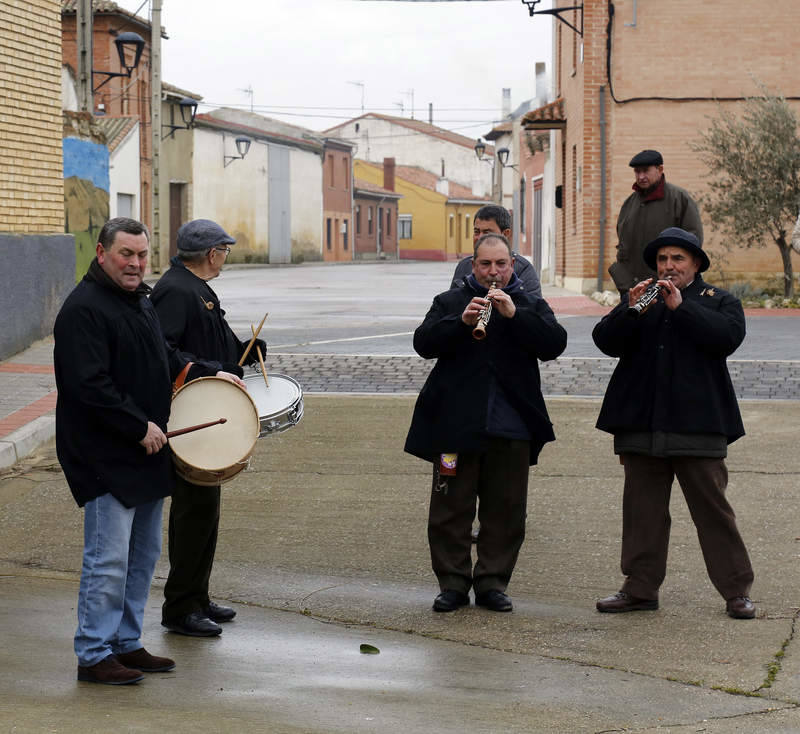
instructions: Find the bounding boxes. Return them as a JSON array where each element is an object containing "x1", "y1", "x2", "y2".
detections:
[
  {"x1": 176, "y1": 219, "x2": 235, "y2": 251},
  {"x1": 629, "y1": 149, "x2": 663, "y2": 167}
]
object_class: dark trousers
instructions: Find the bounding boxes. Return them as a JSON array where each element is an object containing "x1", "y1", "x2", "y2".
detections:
[
  {"x1": 162, "y1": 474, "x2": 221, "y2": 623},
  {"x1": 428, "y1": 438, "x2": 530, "y2": 595},
  {"x1": 619, "y1": 454, "x2": 754, "y2": 601}
]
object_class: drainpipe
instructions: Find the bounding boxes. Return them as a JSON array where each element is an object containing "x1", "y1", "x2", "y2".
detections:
[{"x1": 597, "y1": 85, "x2": 607, "y2": 293}]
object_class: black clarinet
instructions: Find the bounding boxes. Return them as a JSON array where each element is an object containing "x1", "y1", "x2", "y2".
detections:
[{"x1": 627, "y1": 282, "x2": 662, "y2": 318}]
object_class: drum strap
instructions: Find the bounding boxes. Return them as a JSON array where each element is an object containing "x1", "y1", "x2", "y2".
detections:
[{"x1": 173, "y1": 362, "x2": 193, "y2": 394}]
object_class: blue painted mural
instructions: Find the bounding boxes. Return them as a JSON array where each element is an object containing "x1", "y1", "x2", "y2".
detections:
[{"x1": 63, "y1": 137, "x2": 110, "y2": 280}]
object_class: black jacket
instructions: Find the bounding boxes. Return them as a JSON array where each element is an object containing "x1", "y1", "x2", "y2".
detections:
[
  {"x1": 404, "y1": 275, "x2": 567, "y2": 465},
  {"x1": 54, "y1": 261, "x2": 218, "y2": 508},
  {"x1": 150, "y1": 258, "x2": 256, "y2": 369},
  {"x1": 592, "y1": 275, "x2": 745, "y2": 443}
]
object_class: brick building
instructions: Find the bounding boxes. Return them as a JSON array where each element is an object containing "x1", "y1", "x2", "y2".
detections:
[
  {"x1": 524, "y1": 0, "x2": 800, "y2": 293},
  {"x1": 322, "y1": 139, "x2": 354, "y2": 262},
  {"x1": 0, "y1": 0, "x2": 74, "y2": 359},
  {"x1": 353, "y1": 158, "x2": 401, "y2": 260}
]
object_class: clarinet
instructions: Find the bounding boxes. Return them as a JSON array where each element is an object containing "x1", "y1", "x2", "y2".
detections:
[
  {"x1": 627, "y1": 282, "x2": 662, "y2": 318},
  {"x1": 472, "y1": 281, "x2": 496, "y2": 340}
]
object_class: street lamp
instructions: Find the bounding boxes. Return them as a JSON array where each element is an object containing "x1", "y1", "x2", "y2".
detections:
[
  {"x1": 92, "y1": 31, "x2": 146, "y2": 91},
  {"x1": 163, "y1": 97, "x2": 199, "y2": 139},
  {"x1": 224, "y1": 135, "x2": 252, "y2": 167},
  {"x1": 496, "y1": 147, "x2": 519, "y2": 170},
  {"x1": 474, "y1": 138, "x2": 493, "y2": 165}
]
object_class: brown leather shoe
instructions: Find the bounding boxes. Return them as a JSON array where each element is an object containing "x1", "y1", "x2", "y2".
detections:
[
  {"x1": 77, "y1": 656, "x2": 144, "y2": 685},
  {"x1": 116, "y1": 647, "x2": 176, "y2": 672},
  {"x1": 726, "y1": 596, "x2": 756, "y2": 619},
  {"x1": 596, "y1": 591, "x2": 658, "y2": 613}
]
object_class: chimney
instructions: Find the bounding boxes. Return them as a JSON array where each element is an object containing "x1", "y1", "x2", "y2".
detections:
[
  {"x1": 383, "y1": 157, "x2": 396, "y2": 192},
  {"x1": 502, "y1": 88, "x2": 511, "y2": 119},
  {"x1": 535, "y1": 62, "x2": 547, "y2": 105}
]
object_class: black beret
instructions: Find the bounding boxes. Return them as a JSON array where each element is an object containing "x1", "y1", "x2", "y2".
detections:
[
  {"x1": 176, "y1": 219, "x2": 235, "y2": 252},
  {"x1": 629, "y1": 149, "x2": 663, "y2": 167}
]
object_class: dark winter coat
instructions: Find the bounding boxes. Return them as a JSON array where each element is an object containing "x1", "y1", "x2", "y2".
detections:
[
  {"x1": 150, "y1": 257, "x2": 257, "y2": 370},
  {"x1": 404, "y1": 275, "x2": 567, "y2": 465},
  {"x1": 54, "y1": 261, "x2": 218, "y2": 508},
  {"x1": 611, "y1": 177, "x2": 703, "y2": 291},
  {"x1": 593, "y1": 275, "x2": 745, "y2": 443}
]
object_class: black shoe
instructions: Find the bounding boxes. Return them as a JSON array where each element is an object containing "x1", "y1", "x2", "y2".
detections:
[
  {"x1": 475, "y1": 589, "x2": 513, "y2": 612},
  {"x1": 433, "y1": 589, "x2": 470, "y2": 613},
  {"x1": 205, "y1": 601, "x2": 236, "y2": 623},
  {"x1": 726, "y1": 596, "x2": 756, "y2": 619},
  {"x1": 162, "y1": 612, "x2": 222, "y2": 637},
  {"x1": 596, "y1": 591, "x2": 659, "y2": 613}
]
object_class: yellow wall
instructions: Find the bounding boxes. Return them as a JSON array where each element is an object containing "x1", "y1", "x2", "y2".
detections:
[{"x1": 355, "y1": 160, "x2": 447, "y2": 260}]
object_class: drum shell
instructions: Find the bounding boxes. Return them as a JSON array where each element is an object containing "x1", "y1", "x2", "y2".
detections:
[
  {"x1": 168, "y1": 377, "x2": 260, "y2": 486},
  {"x1": 243, "y1": 372, "x2": 304, "y2": 437}
]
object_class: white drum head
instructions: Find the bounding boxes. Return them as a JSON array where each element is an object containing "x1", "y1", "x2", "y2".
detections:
[
  {"x1": 244, "y1": 373, "x2": 302, "y2": 419},
  {"x1": 169, "y1": 377, "x2": 259, "y2": 471}
]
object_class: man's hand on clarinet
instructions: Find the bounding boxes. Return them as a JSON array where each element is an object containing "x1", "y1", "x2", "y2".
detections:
[
  {"x1": 488, "y1": 287, "x2": 516, "y2": 318},
  {"x1": 462, "y1": 297, "x2": 488, "y2": 326},
  {"x1": 628, "y1": 278, "x2": 654, "y2": 309}
]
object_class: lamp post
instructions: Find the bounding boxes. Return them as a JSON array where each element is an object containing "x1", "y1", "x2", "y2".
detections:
[
  {"x1": 224, "y1": 136, "x2": 252, "y2": 167},
  {"x1": 163, "y1": 97, "x2": 199, "y2": 139},
  {"x1": 92, "y1": 31, "x2": 146, "y2": 91}
]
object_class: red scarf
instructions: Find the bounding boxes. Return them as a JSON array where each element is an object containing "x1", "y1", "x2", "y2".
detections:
[{"x1": 633, "y1": 174, "x2": 665, "y2": 201}]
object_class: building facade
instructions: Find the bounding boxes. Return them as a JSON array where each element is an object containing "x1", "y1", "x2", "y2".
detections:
[{"x1": 525, "y1": 0, "x2": 800, "y2": 293}]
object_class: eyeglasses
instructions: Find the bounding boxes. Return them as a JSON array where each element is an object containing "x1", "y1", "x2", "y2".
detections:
[{"x1": 214, "y1": 246, "x2": 231, "y2": 255}]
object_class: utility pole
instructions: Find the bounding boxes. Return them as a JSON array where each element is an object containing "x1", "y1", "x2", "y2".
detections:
[
  {"x1": 76, "y1": 0, "x2": 93, "y2": 112},
  {"x1": 151, "y1": 0, "x2": 163, "y2": 270}
]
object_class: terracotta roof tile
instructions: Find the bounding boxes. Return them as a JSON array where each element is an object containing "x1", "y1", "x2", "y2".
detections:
[{"x1": 521, "y1": 98, "x2": 566, "y2": 130}]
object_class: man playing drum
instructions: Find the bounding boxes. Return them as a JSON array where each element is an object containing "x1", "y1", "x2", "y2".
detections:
[
  {"x1": 54, "y1": 217, "x2": 242, "y2": 685},
  {"x1": 151, "y1": 219, "x2": 266, "y2": 637}
]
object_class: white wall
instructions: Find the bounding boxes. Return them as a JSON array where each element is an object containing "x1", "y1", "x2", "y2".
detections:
[
  {"x1": 109, "y1": 123, "x2": 140, "y2": 220},
  {"x1": 289, "y1": 146, "x2": 322, "y2": 256},
  {"x1": 327, "y1": 117, "x2": 492, "y2": 198}
]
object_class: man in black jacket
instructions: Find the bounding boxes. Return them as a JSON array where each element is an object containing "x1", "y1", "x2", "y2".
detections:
[
  {"x1": 592, "y1": 227, "x2": 755, "y2": 619},
  {"x1": 406, "y1": 233, "x2": 566, "y2": 613},
  {"x1": 449, "y1": 204, "x2": 542, "y2": 298},
  {"x1": 151, "y1": 219, "x2": 266, "y2": 637},
  {"x1": 54, "y1": 217, "x2": 242, "y2": 685}
]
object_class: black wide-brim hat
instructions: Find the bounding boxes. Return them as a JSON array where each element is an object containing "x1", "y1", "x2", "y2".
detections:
[{"x1": 643, "y1": 227, "x2": 710, "y2": 272}]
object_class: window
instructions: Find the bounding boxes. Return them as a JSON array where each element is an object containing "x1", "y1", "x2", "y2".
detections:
[
  {"x1": 343, "y1": 220, "x2": 348, "y2": 251},
  {"x1": 449, "y1": 214, "x2": 454, "y2": 238},
  {"x1": 519, "y1": 178, "x2": 526, "y2": 234},
  {"x1": 117, "y1": 193, "x2": 134, "y2": 219},
  {"x1": 343, "y1": 158, "x2": 349, "y2": 190},
  {"x1": 356, "y1": 205, "x2": 361, "y2": 235},
  {"x1": 326, "y1": 218, "x2": 332, "y2": 250},
  {"x1": 465, "y1": 214, "x2": 470, "y2": 238},
  {"x1": 328, "y1": 154, "x2": 335, "y2": 187},
  {"x1": 368, "y1": 206, "x2": 373, "y2": 235},
  {"x1": 398, "y1": 214, "x2": 412, "y2": 239},
  {"x1": 386, "y1": 209, "x2": 391, "y2": 237}
]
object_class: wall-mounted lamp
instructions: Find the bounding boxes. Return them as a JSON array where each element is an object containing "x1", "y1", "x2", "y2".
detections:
[
  {"x1": 474, "y1": 138, "x2": 494, "y2": 166},
  {"x1": 92, "y1": 31, "x2": 146, "y2": 92},
  {"x1": 496, "y1": 147, "x2": 519, "y2": 170},
  {"x1": 224, "y1": 135, "x2": 252, "y2": 167},
  {"x1": 521, "y1": 0, "x2": 583, "y2": 36},
  {"x1": 163, "y1": 97, "x2": 199, "y2": 139}
]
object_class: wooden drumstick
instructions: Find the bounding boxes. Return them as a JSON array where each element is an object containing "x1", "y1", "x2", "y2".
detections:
[
  {"x1": 166, "y1": 418, "x2": 227, "y2": 439},
  {"x1": 251, "y1": 324, "x2": 269, "y2": 388},
  {"x1": 238, "y1": 312, "x2": 268, "y2": 366}
]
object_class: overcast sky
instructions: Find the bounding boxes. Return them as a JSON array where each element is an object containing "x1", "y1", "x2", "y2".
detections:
[{"x1": 114, "y1": 0, "x2": 553, "y2": 136}]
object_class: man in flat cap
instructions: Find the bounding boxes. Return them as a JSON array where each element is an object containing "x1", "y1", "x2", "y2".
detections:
[
  {"x1": 610, "y1": 149, "x2": 703, "y2": 293},
  {"x1": 592, "y1": 227, "x2": 755, "y2": 620},
  {"x1": 151, "y1": 219, "x2": 266, "y2": 637}
]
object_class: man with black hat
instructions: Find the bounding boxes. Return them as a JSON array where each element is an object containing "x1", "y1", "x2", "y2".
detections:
[
  {"x1": 592, "y1": 227, "x2": 755, "y2": 620},
  {"x1": 610, "y1": 150, "x2": 703, "y2": 293},
  {"x1": 151, "y1": 219, "x2": 266, "y2": 637}
]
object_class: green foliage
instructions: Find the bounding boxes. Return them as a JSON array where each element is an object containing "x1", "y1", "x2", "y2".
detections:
[{"x1": 691, "y1": 88, "x2": 800, "y2": 296}]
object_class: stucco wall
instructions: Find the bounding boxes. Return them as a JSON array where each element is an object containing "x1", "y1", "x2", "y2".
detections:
[
  {"x1": 109, "y1": 124, "x2": 141, "y2": 221},
  {"x1": 0, "y1": 234, "x2": 74, "y2": 360},
  {"x1": 290, "y1": 147, "x2": 323, "y2": 261}
]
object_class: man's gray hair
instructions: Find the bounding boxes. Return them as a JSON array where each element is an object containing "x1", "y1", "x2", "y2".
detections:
[{"x1": 176, "y1": 248, "x2": 210, "y2": 263}]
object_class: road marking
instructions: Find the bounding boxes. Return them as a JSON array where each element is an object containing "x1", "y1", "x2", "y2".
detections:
[{"x1": 270, "y1": 331, "x2": 413, "y2": 349}]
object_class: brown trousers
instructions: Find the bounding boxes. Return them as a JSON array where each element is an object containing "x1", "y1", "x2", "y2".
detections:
[
  {"x1": 428, "y1": 438, "x2": 530, "y2": 595},
  {"x1": 619, "y1": 454, "x2": 754, "y2": 601}
]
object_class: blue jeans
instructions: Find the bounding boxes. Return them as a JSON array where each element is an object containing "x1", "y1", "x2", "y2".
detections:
[{"x1": 74, "y1": 494, "x2": 163, "y2": 667}]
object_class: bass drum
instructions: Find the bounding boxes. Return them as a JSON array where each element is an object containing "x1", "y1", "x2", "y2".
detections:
[
  {"x1": 243, "y1": 371, "x2": 304, "y2": 437},
  {"x1": 168, "y1": 376, "x2": 260, "y2": 486}
]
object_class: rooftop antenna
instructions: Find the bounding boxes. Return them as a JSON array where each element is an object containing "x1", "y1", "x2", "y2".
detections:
[
  {"x1": 238, "y1": 85, "x2": 254, "y2": 112},
  {"x1": 348, "y1": 80, "x2": 365, "y2": 113}
]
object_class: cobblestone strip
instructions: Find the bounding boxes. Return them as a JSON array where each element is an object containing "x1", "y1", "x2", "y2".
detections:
[{"x1": 267, "y1": 354, "x2": 800, "y2": 400}]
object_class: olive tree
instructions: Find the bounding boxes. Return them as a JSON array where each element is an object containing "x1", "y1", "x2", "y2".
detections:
[{"x1": 692, "y1": 92, "x2": 800, "y2": 297}]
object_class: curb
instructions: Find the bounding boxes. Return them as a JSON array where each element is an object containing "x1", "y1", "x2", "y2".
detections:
[{"x1": 0, "y1": 416, "x2": 56, "y2": 470}]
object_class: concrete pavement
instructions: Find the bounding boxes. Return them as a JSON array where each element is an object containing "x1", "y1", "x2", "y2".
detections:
[{"x1": 1, "y1": 396, "x2": 800, "y2": 732}]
